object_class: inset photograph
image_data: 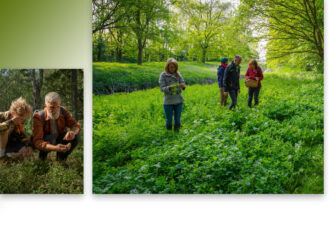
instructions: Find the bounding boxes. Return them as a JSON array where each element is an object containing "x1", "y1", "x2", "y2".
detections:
[
  {"x1": 0, "y1": 69, "x2": 83, "y2": 194},
  {"x1": 92, "y1": 0, "x2": 323, "y2": 194}
]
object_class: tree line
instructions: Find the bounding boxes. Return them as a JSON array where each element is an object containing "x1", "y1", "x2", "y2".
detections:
[
  {"x1": 93, "y1": 0, "x2": 323, "y2": 71},
  {"x1": 92, "y1": 0, "x2": 257, "y2": 65}
]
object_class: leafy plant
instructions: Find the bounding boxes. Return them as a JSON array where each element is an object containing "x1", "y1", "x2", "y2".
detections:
[{"x1": 93, "y1": 65, "x2": 323, "y2": 194}]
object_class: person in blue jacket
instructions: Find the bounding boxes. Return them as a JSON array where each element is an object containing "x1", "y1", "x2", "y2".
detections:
[{"x1": 217, "y1": 57, "x2": 229, "y2": 106}]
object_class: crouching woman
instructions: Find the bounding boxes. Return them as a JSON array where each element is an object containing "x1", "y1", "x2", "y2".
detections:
[
  {"x1": 0, "y1": 97, "x2": 34, "y2": 160},
  {"x1": 159, "y1": 58, "x2": 186, "y2": 132}
]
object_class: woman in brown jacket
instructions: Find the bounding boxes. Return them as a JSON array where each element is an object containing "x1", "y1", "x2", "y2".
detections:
[{"x1": 0, "y1": 97, "x2": 34, "y2": 160}]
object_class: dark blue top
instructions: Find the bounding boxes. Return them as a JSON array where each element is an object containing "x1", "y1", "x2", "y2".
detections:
[{"x1": 217, "y1": 65, "x2": 226, "y2": 88}]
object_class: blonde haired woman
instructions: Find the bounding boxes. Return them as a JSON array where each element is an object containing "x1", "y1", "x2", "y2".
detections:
[
  {"x1": 0, "y1": 97, "x2": 34, "y2": 160},
  {"x1": 159, "y1": 58, "x2": 186, "y2": 131}
]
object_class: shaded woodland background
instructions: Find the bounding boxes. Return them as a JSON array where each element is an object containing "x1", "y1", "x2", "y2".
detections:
[
  {"x1": 0, "y1": 69, "x2": 84, "y2": 194},
  {"x1": 0, "y1": 69, "x2": 83, "y2": 134}
]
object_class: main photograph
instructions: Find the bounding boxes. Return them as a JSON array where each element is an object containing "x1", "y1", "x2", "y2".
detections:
[{"x1": 92, "y1": 0, "x2": 324, "y2": 194}]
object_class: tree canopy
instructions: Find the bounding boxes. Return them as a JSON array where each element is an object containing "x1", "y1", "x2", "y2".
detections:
[
  {"x1": 241, "y1": 0, "x2": 323, "y2": 70},
  {"x1": 93, "y1": 0, "x2": 257, "y2": 64}
]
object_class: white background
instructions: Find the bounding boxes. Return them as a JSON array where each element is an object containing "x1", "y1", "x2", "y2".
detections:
[{"x1": 0, "y1": 0, "x2": 329, "y2": 229}]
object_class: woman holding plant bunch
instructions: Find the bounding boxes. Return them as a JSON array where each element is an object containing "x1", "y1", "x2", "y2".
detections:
[
  {"x1": 159, "y1": 58, "x2": 186, "y2": 132},
  {"x1": 245, "y1": 59, "x2": 264, "y2": 107}
]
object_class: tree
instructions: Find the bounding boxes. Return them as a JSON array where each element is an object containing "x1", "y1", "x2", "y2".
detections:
[
  {"x1": 176, "y1": 0, "x2": 230, "y2": 63},
  {"x1": 241, "y1": 0, "x2": 324, "y2": 65},
  {"x1": 92, "y1": 0, "x2": 126, "y2": 34},
  {"x1": 125, "y1": 0, "x2": 170, "y2": 65},
  {"x1": 30, "y1": 69, "x2": 44, "y2": 110},
  {"x1": 71, "y1": 69, "x2": 78, "y2": 120}
]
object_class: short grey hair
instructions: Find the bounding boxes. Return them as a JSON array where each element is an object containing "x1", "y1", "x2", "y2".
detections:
[
  {"x1": 234, "y1": 55, "x2": 242, "y2": 60},
  {"x1": 45, "y1": 92, "x2": 61, "y2": 104}
]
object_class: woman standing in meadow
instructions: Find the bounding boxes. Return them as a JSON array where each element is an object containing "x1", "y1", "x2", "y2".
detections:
[
  {"x1": 245, "y1": 59, "x2": 264, "y2": 107},
  {"x1": 159, "y1": 58, "x2": 186, "y2": 132}
]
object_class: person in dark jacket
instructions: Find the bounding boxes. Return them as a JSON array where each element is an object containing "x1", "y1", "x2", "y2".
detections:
[
  {"x1": 217, "y1": 57, "x2": 229, "y2": 106},
  {"x1": 245, "y1": 59, "x2": 264, "y2": 107},
  {"x1": 223, "y1": 55, "x2": 242, "y2": 110}
]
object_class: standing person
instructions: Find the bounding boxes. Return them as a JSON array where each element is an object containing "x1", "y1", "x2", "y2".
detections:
[
  {"x1": 245, "y1": 59, "x2": 264, "y2": 107},
  {"x1": 159, "y1": 58, "x2": 186, "y2": 132},
  {"x1": 0, "y1": 97, "x2": 34, "y2": 160},
  {"x1": 223, "y1": 55, "x2": 242, "y2": 110},
  {"x1": 31, "y1": 92, "x2": 81, "y2": 161},
  {"x1": 217, "y1": 57, "x2": 229, "y2": 106}
]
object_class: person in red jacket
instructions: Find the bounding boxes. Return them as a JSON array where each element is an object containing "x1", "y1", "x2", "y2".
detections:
[{"x1": 245, "y1": 59, "x2": 264, "y2": 107}]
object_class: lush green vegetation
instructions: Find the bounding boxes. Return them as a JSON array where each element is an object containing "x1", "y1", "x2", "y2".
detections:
[
  {"x1": 0, "y1": 144, "x2": 83, "y2": 194},
  {"x1": 241, "y1": 0, "x2": 323, "y2": 71},
  {"x1": 93, "y1": 0, "x2": 257, "y2": 65},
  {"x1": 93, "y1": 62, "x2": 257, "y2": 94},
  {"x1": 93, "y1": 69, "x2": 323, "y2": 194},
  {"x1": 94, "y1": 62, "x2": 216, "y2": 94},
  {"x1": 92, "y1": 0, "x2": 323, "y2": 194},
  {"x1": 93, "y1": 0, "x2": 323, "y2": 71}
]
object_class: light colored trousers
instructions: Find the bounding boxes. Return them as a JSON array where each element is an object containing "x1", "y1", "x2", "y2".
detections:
[{"x1": 219, "y1": 87, "x2": 228, "y2": 106}]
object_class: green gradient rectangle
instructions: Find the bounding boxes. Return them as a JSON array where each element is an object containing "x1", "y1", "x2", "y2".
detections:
[{"x1": 0, "y1": 0, "x2": 91, "y2": 68}]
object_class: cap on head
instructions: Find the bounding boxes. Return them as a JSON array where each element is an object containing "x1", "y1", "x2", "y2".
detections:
[
  {"x1": 45, "y1": 92, "x2": 61, "y2": 104},
  {"x1": 220, "y1": 57, "x2": 228, "y2": 63}
]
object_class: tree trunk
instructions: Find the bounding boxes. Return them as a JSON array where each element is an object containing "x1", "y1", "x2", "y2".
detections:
[
  {"x1": 97, "y1": 46, "x2": 102, "y2": 62},
  {"x1": 137, "y1": 39, "x2": 143, "y2": 65},
  {"x1": 117, "y1": 47, "x2": 122, "y2": 63},
  {"x1": 71, "y1": 69, "x2": 78, "y2": 120},
  {"x1": 38, "y1": 69, "x2": 43, "y2": 109},
  {"x1": 30, "y1": 69, "x2": 43, "y2": 110},
  {"x1": 202, "y1": 48, "x2": 207, "y2": 63}
]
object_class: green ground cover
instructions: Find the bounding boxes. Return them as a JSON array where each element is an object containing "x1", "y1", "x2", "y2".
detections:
[
  {"x1": 93, "y1": 62, "x2": 253, "y2": 94},
  {"x1": 93, "y1": 66, "x2": 323, "y2": 194},
  {"x1": 0, "y1": 129, "x2": 84, "y2": 194}
]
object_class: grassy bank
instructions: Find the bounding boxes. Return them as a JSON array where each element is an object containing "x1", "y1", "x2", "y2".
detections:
[{"x1": 93, "y1": 61, "x2": 243, "y2": 94}]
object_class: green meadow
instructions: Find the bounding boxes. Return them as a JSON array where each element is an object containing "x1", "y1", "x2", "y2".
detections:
[{"x1": 93, "y1": 62, "x2": 323, "y2": 194}]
